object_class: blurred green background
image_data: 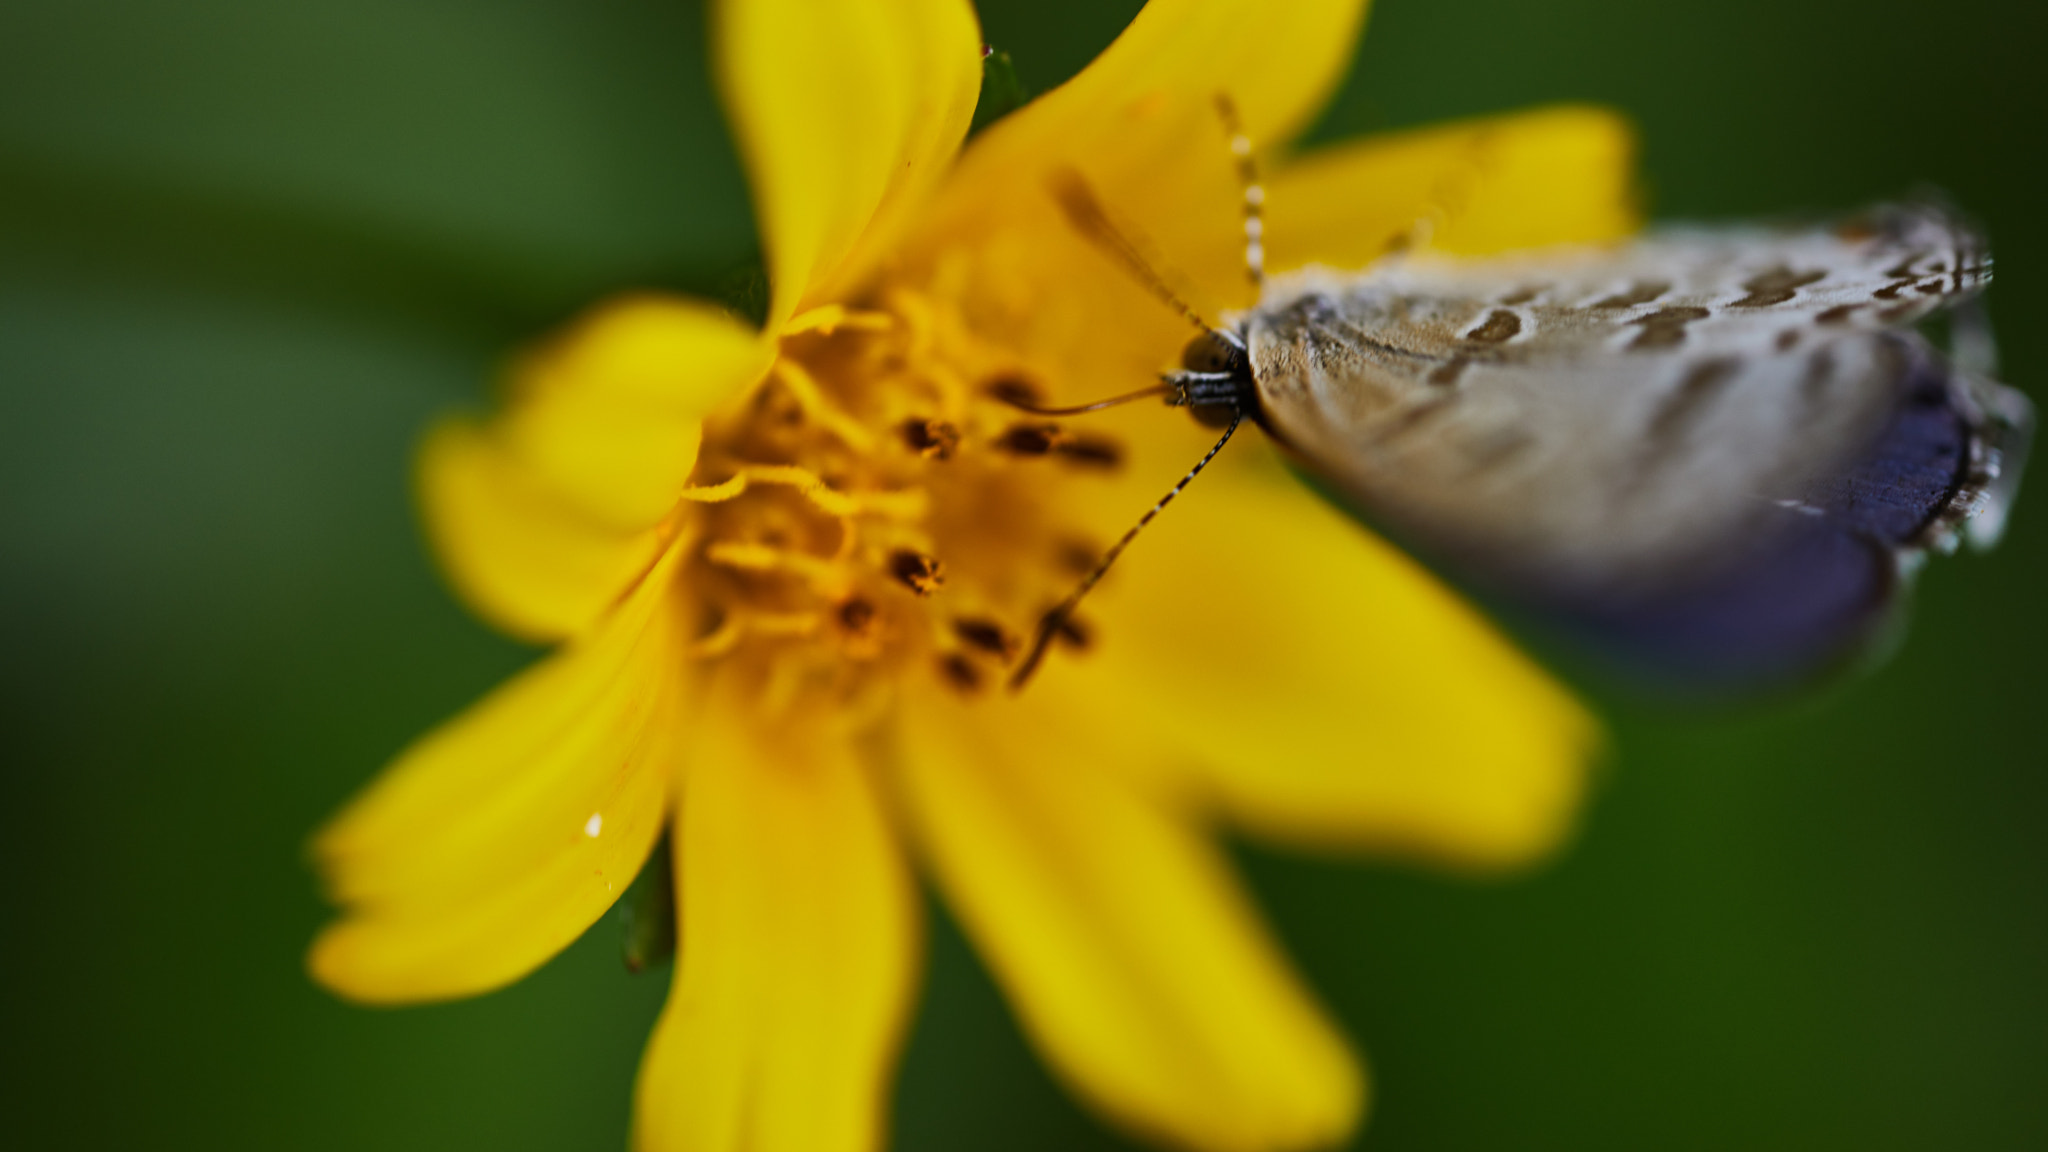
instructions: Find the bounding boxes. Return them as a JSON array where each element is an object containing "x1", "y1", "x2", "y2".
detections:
[{"x1": 4, "y1": 0, "x2": 2044, "y2": 1148}]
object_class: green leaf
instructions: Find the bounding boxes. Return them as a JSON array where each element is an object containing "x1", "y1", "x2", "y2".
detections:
[
  {"x1": 619, "y1": 834, "x2": 677, "y2": 974},
  {"x1": 969, "y1": 47, "x2": 1031, "y2": 138}
]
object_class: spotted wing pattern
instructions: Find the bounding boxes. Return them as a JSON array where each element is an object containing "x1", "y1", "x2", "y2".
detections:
[{"x1": 1244, "y1": 203, "x2": 2030, "y2": 680}]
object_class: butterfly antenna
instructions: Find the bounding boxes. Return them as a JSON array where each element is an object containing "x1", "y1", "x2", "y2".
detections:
[
  {"x1": 992, "y1": 382, "x2": 1175, "y2": 417},
  {"x1": 1050, "y1": 169, "x2": 1217, "y2": 338},
  {"x1": 1010, "y1": 409, "x2": 1246, "y2": 691},
  {"x1": 1213, "y1": 93, "x2": 1266, "y2": 288}
]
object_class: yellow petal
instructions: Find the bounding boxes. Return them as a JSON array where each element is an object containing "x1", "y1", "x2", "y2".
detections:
[
  {"x1": 905, "y1": 0, "x2": 1367, "y2": 409},
  {"x1": 935, "y1": 0, "x2": 1369, "y2": 270},
  {"x1": 1266, "y1": 104, "x2": 1640, "y2": 270},
  {"x1": 1055, "y1": 457, "x2": 1602, "y2": 868},
  {"x1": 421, "y1": 295, "x2": 768, "y2": 640},
  {"x1": 496, "y1": 295, "x2": 768, "y2": 528},
  {"x1": 634, "y1": 695, "x2": 920, "y2": 1152},
  {"x1": 716, "y1": 0, "x2": 982, "y2": 328},
  {"x1": 898, "y1": 687, "x2": 1362, "y2": 1152},
  {"x1": 308, "y1": 542, "x2": 690, "y2": 1004},
  {"x1": 418, "y1": 417, "x2": 666, "y2": 642}
]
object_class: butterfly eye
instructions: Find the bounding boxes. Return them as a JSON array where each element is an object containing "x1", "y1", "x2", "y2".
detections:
[{"x1": 1180, "y1": 331, "x2": 1241, "y2": 373}]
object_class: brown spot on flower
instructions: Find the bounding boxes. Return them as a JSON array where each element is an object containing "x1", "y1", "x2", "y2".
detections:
[
  {"x1": 1817, "y1": 304, "x2": 1860, "y2": 325},
  {"x1": 890, "y1": 549, "x2": 944, "y2": 595},
  {"x1": 984, "y1": 374, "x2": 1044, "y2": 409},
  {"x1": 838, "y1": 597, "x2": 876, "y2": 633},
  {"x1": 954, "y1": 617, "x2": 1018, "y2": 661},
  {"x1": 1057, "y1": 538, "x2": 1101, "y2": 576},
  {"x1": 1056, "y1": 434, "x2": 1123, "y2": 469},
  {"x1": 900, "y1": 417, "x2": 959, "y2": 459},
  {"x1": 939, "y1": 652, "x2": 982, "y2": 693},
  {"x1": 836, "y1": 596, "x2": 884, "y2": 659},
  {"x1": 636, "y1": 283, "x2": 1153, "y2": 714},
  {"x1": 997, "y1": 423, "x2": 1063, "y2": 455},
  {"x1": 1055, "y1": 615, "x2": 1092, "y2": 651}
]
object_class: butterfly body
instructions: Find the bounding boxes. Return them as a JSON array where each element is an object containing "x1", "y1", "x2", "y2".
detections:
[{"x1": 1180, "y1": 204, "x2": 2030, "y2": 681}]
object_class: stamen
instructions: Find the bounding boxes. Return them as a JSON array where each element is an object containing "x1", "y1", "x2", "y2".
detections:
[
  {"x1": 684, "y1": 464, "x2": 926, "y2": 520},
  {"x1": 997, "y1": 423, "x2": 1063, "y2": 455},
  {"x1": 773, "y1": 360, "x2": 875, "y2": 450},
  {"x1": 939, "y1": 653, "x2": 983, "y2": 693},
  {"x1": 1056, "y1": 434, "x2": 1123, "y2": 469},
  {"x1": 688, "y1": 614, "x2": 745, "y2": 658},
  {"x1": 704, "y1": 541, "x2": 848, "y2": 596},
  {"x1": 889, "y1": 549, "x2": 945, "y2": 595},
  {"x1": 901, "y1": 418, "x2": 960, "y2": 460},
  {"x1": 783, "y1": 304, "x2": 895, "y2": 337},
  {"x1": 677, "y1": 475, "x2": 750, "y2": 503},
  {"x1": 669, "y1": 281, "x2": 1154, "y2": 708},
  {"x1": 838, "y1": 597, "x2": 876, "y2": 633},
  {"x1": 837, "y1": 596, "x2": 883, "y2": 660},
  {"x1": 953, "y1": 618, "x2": 1019, "y2": 661},
  {"x1": 686, "y1": 609, "x2": 823, "y2": 658},
  {"x1": 879, "y1": 288, "x2": 937, "y2": 360},
  {"x1": 984, "y1": 374, "x2": 1044, "y2": 408}
]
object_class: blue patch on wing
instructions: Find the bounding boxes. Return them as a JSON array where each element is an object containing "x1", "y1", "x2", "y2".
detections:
[{"x1": 1568, "y1": 346, "x2": 1975, "y2": 686}]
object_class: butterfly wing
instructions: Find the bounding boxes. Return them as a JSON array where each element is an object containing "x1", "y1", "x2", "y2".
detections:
[{"x1": 1246, "y1": 204, "x2": 2030, "y2": 682}]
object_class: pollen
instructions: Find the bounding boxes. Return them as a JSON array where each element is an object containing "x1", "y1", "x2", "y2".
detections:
[
  {"x1": 678, "y1": 290, "x2": 1127, "y2": 712},
  {"x1": 901, "y1": 418, "x2": 960, "y2": 460},
  {"x1": 996, "y1": 423, "x2": 1064, "y2": 455}
]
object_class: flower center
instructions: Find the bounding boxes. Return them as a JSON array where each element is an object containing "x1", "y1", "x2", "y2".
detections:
[{"x1": 679, "y1": 290, "x2": 1123, "y2": 718}]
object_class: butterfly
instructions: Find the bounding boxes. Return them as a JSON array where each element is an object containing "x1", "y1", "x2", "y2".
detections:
[{"x1": 1007, "y1": 120, "x2": 2030, "y2": 690}]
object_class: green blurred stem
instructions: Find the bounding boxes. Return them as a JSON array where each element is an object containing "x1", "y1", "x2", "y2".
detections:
[
  {"x1": 619, "y1": 834, "x2": 678, "y2": 974},
  {"x1": 970, "y1": 47, "x2": 1031, "y2": 137}
]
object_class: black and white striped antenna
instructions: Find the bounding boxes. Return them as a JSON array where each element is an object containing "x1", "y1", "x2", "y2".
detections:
[{"x1": 1007, "y1": 96, "x2": 1264, "y2": 690}]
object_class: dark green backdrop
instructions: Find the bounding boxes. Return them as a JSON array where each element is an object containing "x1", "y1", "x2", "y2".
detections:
[{"x1": 4, "y1": 1, "x2": 2044, "y2": 1148}]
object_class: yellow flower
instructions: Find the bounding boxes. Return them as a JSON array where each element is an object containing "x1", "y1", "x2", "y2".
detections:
[{"x1": 308, "y1": 0, "x2": 1635, "y2": 1148}]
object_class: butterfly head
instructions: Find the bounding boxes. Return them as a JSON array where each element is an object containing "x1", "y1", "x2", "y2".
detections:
[{"x1": 1168, "y1": 327, "x2": 1259, "y2": 427}]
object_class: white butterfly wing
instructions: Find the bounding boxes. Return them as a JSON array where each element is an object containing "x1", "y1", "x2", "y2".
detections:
[{"x1": 1245, "y1": 204, "x2": 2028, "y2": 679}]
